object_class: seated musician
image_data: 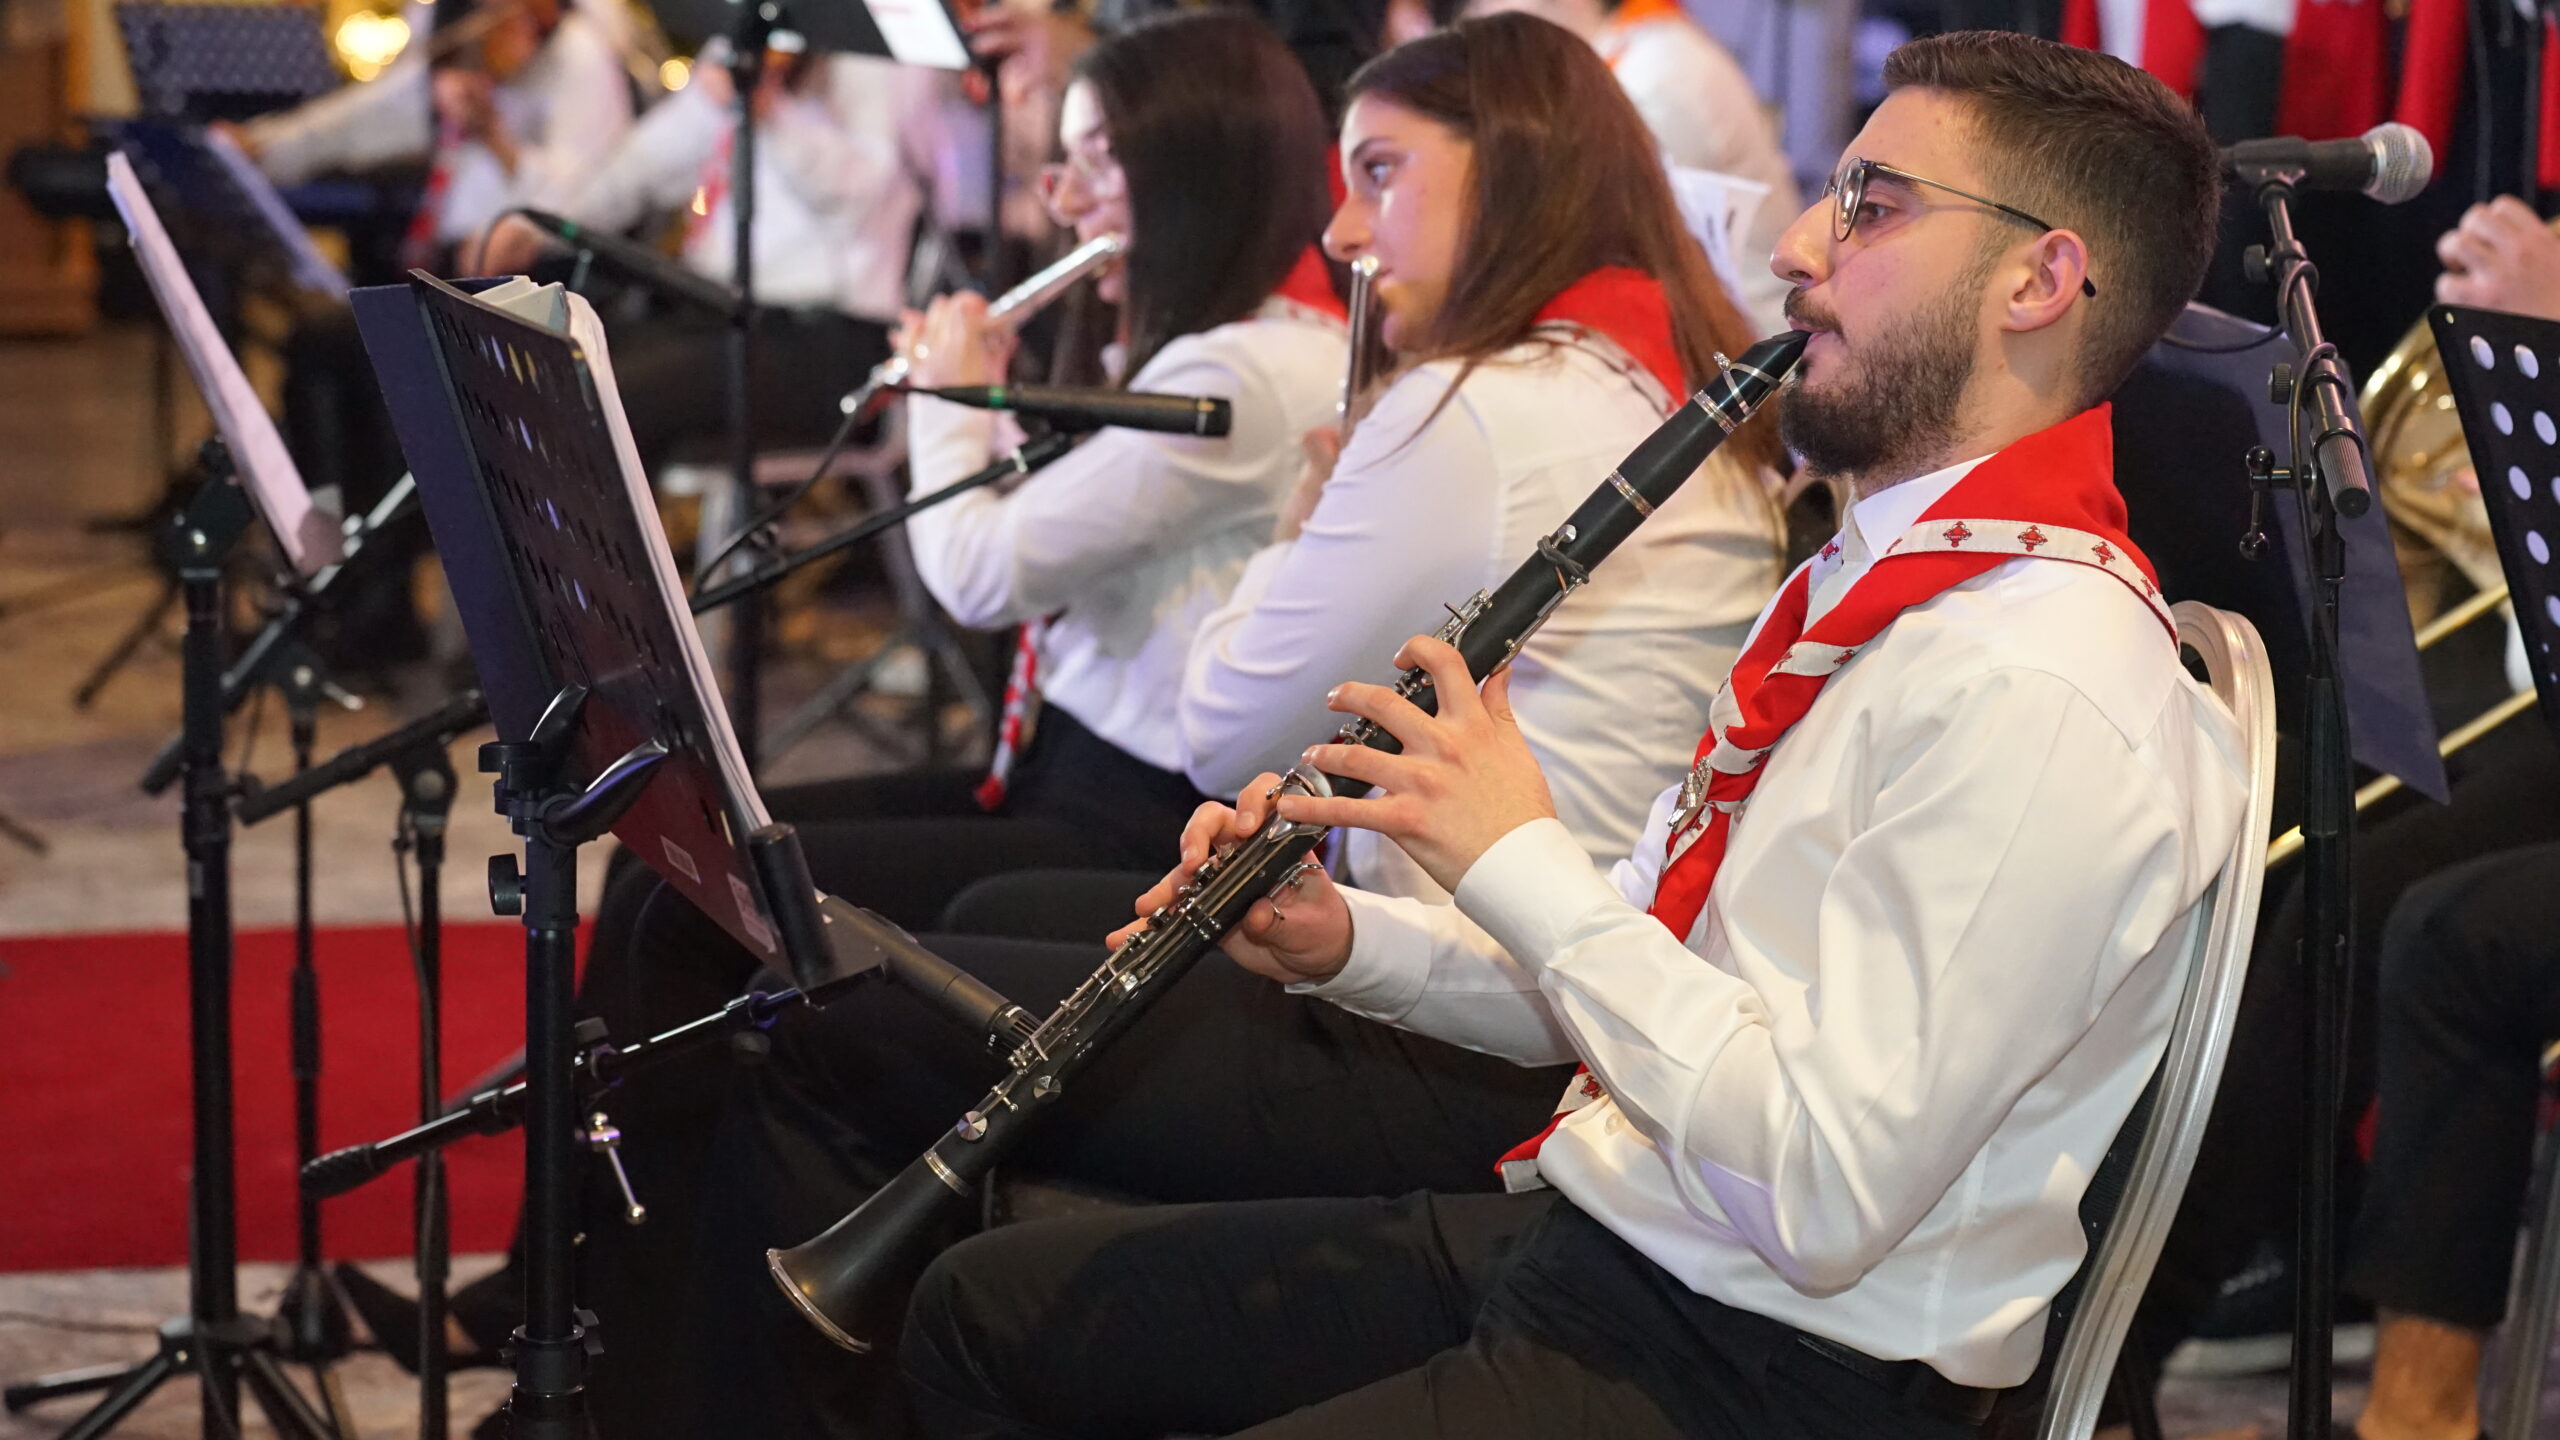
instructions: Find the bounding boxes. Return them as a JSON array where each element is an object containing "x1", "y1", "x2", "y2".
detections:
[
  {"x1": 635, "y1": 15, "x2": 1787, "y2": 1437},
  {"x1": 467, "y1": 43, "x2": 951, "y2": 476},
  {"x1": 893, "y1": 30, "x2": 2247, "y2": 1439}
]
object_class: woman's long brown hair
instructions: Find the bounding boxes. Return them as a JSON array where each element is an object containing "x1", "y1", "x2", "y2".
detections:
[
  {"x1": 1346, "y1": 13, "x2": 1787, "y2": 482},
  {"x1": 1062, "y1": 10, "x2": 1335, "y2": 386}
]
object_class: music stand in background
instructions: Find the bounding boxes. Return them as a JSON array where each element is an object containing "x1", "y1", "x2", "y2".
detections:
[
  {"x1": 115, "y1": 1, "x2": 338, "y2": 122},
  {"x1": 2429, "y1": 305, "x2": 2560, "y2": 740}
]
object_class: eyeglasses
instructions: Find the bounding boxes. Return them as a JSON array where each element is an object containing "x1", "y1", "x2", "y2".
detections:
[
  {"x1": 1036, "y1": 147, "x2": 1125, "y2": 222},
  {"x1": 1825, "y1": 156, "x2": 2098, "y2": 299}
]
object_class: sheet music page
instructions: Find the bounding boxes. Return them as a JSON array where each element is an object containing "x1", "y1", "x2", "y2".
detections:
[
  {"x1": 859, "y1": 0, "x2": 970, "y2": 69},
  {"x1": 1666, "y1": 163, "x2": 1769, "y2": 316},
  {"x1": 559, "y1": 289, "x2": 777, "y2": 839},
  {"x1": 105, "y1": 151, "x2": 344, "y2": 576},
  {"x1": 199, "y1": 127, "x2": 351, "y2": 299}
]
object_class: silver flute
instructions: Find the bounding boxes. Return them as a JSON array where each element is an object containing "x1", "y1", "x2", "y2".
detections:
[{"x1": 839, "y1": 232, "x2": 1126, "y2": 420}]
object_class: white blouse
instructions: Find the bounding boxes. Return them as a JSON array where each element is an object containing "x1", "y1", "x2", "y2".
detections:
[
  {"x1": 1180, "y1": 330, "x2": 1784, "y2": 900},
  {"x1": 903, "y1": 299, "x2": 1349, "y2": 775}
]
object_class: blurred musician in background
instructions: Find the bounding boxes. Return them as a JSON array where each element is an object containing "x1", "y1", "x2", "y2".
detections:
[
  {"x1": 217, "y1": 0, "x2": 639, "y2": 675},
  {"x1": 649, "y1": 14, "x2": 1786, "y2": 1439},
  {"x1": 1463, "y1": 0, "x2": 1797, "y2": 329},
  {"x1": 233, "y1": 0, "x2": 641, "y2": 272},
  {"x1": 468, "y1": 42, "x2": 948, "y2": 475},
  {"x1": 897, "y1": 29, "x2": 2242, "y2": 1439}
]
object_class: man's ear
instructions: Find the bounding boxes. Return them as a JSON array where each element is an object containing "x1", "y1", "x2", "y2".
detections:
[{"x1": 2000, "y1": 227, "x2": 2091, "y2": 336}]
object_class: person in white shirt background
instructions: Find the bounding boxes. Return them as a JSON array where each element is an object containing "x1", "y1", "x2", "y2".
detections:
[
  {"x1": 221, "y1": 0, "x2": 640, "y2": 674},
  {"x1": 1464, "y1": 0, "x2": 1798, "y2": 331},
  {"x1": 896, "y1": 29, "x2": 2246, "y2": 1440},
  {"x1": 467, "y1": 42, "x2": 948, "y2": 475}
]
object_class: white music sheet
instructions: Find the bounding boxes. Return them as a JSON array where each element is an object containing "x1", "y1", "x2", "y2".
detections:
[
  {"x1": 200, "y1": 127, "x2": 351, "y2": 299},
  {"x1": 106, "y1": 150, "x2": 344, "y2": 576},
  {"x1": 1666, "y1": 162, "x2": 1770, "y2": 323},
  {"x1": 860, "y1": 0, "x2": 970, "y2": 70}
]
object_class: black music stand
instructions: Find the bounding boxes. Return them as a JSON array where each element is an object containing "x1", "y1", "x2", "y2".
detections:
[
  {"x1": 360, "y1": 271, "x2": 831, "y2": 1438},
  {"x1": 2427, "y1": 305, "x2": 2560, "y2": 739},
  {"x1": 115, "y1": 2, "x2": 338, "y2": 122}
]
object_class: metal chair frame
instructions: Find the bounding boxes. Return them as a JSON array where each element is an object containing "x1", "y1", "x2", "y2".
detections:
[{"x1": 2031, "y1": 601, "x2": 2279, "y2": 1440}]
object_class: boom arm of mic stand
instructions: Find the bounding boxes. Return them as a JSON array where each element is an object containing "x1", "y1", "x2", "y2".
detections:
[
  {"x1": 234, "y1": 689, "x2": 490, "y2": 826},
  {"x1": 687, "y1": 430, "x2": 1077, "y2": 615},
  {"x1": 302, "y1": 967, "x2": 885, "y2": 1200}
]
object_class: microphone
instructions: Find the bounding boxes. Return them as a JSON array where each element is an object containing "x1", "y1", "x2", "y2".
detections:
[
  {"x1": 510, "y1": 208, "x2": 742, "y2": 317},
  {"x1": 2221, "y1": 123, "x2": 2434, "y2": 204},
  {"x1": 911, "y1": 384, "x2": 1233, "y2": 437}
]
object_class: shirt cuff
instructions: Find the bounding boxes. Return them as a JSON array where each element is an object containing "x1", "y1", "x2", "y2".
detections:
[
  {"x1": 1288, "y1": 886, "x2": 1439, "y2": 1022},
  {"x1": 1454, "y1": 817, "x2": 1628, "y2": 971},
  {"x1": 905, "y1": 396, "x2": 997, "y2": 496}
]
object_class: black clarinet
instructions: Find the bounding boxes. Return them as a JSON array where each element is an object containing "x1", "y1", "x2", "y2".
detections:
[{"x1": 765, "y1": 330, "x2": 1809, "y2": 1352}]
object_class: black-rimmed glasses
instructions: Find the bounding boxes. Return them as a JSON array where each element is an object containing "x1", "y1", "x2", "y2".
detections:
[{"x1": 1826, "y1": 156, "x2": 2099, "y2": 298}]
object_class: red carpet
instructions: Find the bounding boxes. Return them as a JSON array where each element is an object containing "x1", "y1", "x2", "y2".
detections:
[{"x1": 0, "y1": 922, "x2": 555, "y2": 1273}]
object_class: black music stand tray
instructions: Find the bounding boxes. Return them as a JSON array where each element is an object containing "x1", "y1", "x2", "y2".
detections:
[
  {"x1": 115, "y1": 2, "x2": 337, "y2": 123},
  {"x1": 2426, "y1": 306, "x2": 2560, "y2": 748},
  {"x1": 360, "y1": 271, "x2": 836, "y2": 1437}
]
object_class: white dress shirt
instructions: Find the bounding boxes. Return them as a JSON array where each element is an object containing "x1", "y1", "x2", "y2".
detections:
[
  {"x1": 248, "y1": 4, "x2": 636, "y2": 243},
  {"x1": 1183, "y1": 334, "x2": 1783, "y2": 900},
  {"x1": 1303, "y1": 451, "x2": 2250, "y2": 1386},
  {"x1": 1595, "y1": 15, "x2": 1802, "y2": 333},
  {"x1": 560, "y1": 55, "x2": 941, "y2": 320},
  {"x1": 903, "y1": 300, "x2": 1349, "y2": 775}
]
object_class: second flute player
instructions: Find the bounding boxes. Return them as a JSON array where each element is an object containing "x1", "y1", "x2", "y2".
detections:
[{"x1": 901, "y1": 30, "x2": 2248, "y2": 1439}]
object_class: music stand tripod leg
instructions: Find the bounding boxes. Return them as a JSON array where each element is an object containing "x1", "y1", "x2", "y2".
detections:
[
  {"x1": 6, "y1": 444, "x2": 340, "y2": 1440},
  {"x1": 482, "y1": 687, "x2": 668, "y2": 1440}
]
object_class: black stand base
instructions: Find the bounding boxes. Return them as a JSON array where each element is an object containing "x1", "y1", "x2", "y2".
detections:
[
  {"x1": 3, "y1": 1318, "x2": 341, "y2": 1440},
  {"x1": 3, "y1": 445, "x2": 342, "y2": 1440}
]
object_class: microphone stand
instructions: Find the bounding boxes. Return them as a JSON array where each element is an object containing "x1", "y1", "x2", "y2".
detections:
[
  {"x1": 2231, "y1": 165, "x2": 2374, "y2": 1440},
  {"x1": 690, "y1": 432, "x2": 1076, "y2": 614},
  {"x1": 722, "y1": 2, "x2": 782, "y2": 775}
]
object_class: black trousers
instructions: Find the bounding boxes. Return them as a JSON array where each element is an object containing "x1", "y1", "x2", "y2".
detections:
[
  {"x1": 2342, "y1": 841, "x2": 2560, "y2": 1328},
  {"x1": 902, "y1": 1190, "x2": 1989, "y2": 1440},
  {"x1": 2151, "y1": 732, "x2": 2560, "y2": 1323},
  {"x1": 608, "y1": 306, "x2": 891, "y2": 476},
  {"x1": 665, "y1": 936, "x2": 1576, "y2": 1439}
]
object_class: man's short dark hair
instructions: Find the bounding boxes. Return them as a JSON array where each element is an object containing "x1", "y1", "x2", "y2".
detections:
[{"x1": 1883, "y1": 31, "x2": 2221, "y2": 408}]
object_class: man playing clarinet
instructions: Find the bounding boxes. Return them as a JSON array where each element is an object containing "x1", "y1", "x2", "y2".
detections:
[{"x1": 899, "y1": 29, "x2": 2247, "y2": 1439}]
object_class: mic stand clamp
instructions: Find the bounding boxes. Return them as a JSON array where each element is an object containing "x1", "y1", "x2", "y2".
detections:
[{"x1": 479, "y1": 686, "x2": 668, "y2": 1440}]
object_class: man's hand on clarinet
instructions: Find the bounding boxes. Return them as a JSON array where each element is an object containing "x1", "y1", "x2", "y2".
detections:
[
  {"x1": 1111, "y1": 783, "x2": 1353, "y2": 986},
  {"x1": 1283, "y1": 634, "x2": 1557, "y2": 894}
]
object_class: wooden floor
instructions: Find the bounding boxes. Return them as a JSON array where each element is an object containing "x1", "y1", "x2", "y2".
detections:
[{"x1": 0, "y1": 323, "x2": 2459, "y2": 1437}]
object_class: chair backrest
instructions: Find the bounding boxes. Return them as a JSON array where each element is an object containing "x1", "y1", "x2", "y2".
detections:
[{"x1": 2027, "y1": 600, "x2": 2279, "y2": 1440}]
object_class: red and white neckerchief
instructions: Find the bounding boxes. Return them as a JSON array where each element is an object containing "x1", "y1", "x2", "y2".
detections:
[
  {"x1": 684, "y1": 124, "x2": 735, "y2": 257},
  {"x1": 401, "y1": 117, "x2": 466, "y2": 272},
  {"x1": 973, "y1": 247, "x2": 1350, "y2": 813},
  {"x1": 1495, "y1": 404, "x2": 2175, "y2": 1192}
]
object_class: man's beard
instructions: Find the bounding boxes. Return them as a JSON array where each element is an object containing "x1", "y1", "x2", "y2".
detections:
[{"x1": 1780, "y1": 276, "x2": 1981, "y2": 490}]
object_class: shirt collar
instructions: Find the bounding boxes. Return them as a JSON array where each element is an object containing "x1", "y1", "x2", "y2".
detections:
[{"x1": 1841, "y1": 452, "x2": 1992, "y2": 565}]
